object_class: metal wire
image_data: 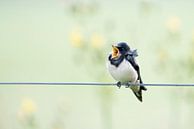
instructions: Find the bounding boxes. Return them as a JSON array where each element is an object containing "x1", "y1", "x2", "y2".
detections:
[
  {"x1": 0, "y1": 82, "x2": 115, "y2": 86},
  {"x1": 0, "y1": 82, "x2": 193, "y2": 87}
]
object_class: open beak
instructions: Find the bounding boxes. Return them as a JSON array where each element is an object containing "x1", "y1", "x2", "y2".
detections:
[{"x1": 111, "y1": 45, "x2": 120, "y2": 59}]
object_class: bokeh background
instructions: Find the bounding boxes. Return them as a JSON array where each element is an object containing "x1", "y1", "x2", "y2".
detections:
[{"x1": 0, "y1": 0, "x2": 194, "y2": 129}]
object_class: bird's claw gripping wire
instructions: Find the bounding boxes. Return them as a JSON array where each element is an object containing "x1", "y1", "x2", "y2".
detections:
[
  {"x1": 125, "y1": 82, "x2": 141, "y2": 88},
  {"x1": 116, "y1": 82, "x2": 135, "y2": 88},
  {"x1": 116, "y1": 81, "x2": 122, "y2": 89},
  {"x1": 125, "y1": 82, "x2": 132, "y2": 88}
]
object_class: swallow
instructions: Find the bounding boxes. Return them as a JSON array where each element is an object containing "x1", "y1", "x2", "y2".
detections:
[{"x1": 107, "y1": 42, "x2": 147, "y2": 102}]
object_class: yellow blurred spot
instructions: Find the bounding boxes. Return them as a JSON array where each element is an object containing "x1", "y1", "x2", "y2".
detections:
[
  {"x1": 158, "y1": 49, "x2": 168, "y2": 62},
  {"x1": 90, "y1": 33, "x2": 105, "y2": 48},
  {"x1": 20, "y1": 98, "x2": 36, "y2": 115},
  {"x1": 69, "y1": 28, "x2": 83, "y2": 48},
  {"x1": 166, "y1": 16, "x2": 181, "y2": 33},
  {"x1": 18, "y1": 98, "x2": 37, "y2": 121}
]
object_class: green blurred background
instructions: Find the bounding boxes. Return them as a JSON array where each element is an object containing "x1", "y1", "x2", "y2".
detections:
[{"x1": 0, "y1": 0, "x2": 194, "y2": 129}]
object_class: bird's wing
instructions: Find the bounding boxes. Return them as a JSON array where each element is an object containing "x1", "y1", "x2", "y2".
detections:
[
  {"x1": 125, "y1": 52, "x2": 147, "y2": 91},
  {"x1": 125, "y1": 53, "x2": 142, "y2": 83}
]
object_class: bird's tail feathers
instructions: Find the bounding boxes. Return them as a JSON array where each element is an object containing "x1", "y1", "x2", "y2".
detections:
[
  {"x1": 131, "y1": 84, "x2": 147, "y2": 102},
  {"x1": 132, "y1": 89, "x2": 143, "y2": 102}
]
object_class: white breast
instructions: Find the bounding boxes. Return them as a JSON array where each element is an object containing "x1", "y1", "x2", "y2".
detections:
[{"x1": 107, "y1": 59, "x2": 138, "y2": 83}]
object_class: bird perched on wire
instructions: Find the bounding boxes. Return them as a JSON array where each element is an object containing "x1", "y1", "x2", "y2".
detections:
[{"x1": 107, "y1": 42, "x2": 147, "y2": 102}]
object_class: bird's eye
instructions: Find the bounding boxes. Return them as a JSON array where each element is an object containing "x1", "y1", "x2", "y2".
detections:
[
  {"x1": 118, "y1": 47, "x2": 125, "y2": 52},
  {"x1": 121, "y1": 48, "x2": 125, "y2": 51}
]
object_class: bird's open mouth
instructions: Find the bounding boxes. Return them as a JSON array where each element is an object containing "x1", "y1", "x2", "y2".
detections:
[{"x1": 111, "y1": 45, "x2": 120, "y2": 59}]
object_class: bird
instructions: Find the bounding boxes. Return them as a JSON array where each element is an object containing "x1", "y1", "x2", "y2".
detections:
[{"x1": 107, "y1": 42, "x2": 147, "y2": 102}]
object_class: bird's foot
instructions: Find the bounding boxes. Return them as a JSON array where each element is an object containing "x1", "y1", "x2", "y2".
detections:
[
  {"x1": 125, "y1": 82, "x2": 131, "y2": 88},
  {"x1": 116, "y1": 81, "x2": 122, "y2": 89}
]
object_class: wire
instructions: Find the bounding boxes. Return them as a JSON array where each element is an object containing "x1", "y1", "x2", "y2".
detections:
[
  {"x1": 0, "y1": 82, "x2": 193, "y2": 87},
  {"x1": 0, "y1": 82, "x2": 115, "y2": 86}
]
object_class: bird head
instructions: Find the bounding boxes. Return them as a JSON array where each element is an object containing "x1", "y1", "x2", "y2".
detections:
[{"x1": 111, "y1": 42, "x2": 130, "y2": 59}]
